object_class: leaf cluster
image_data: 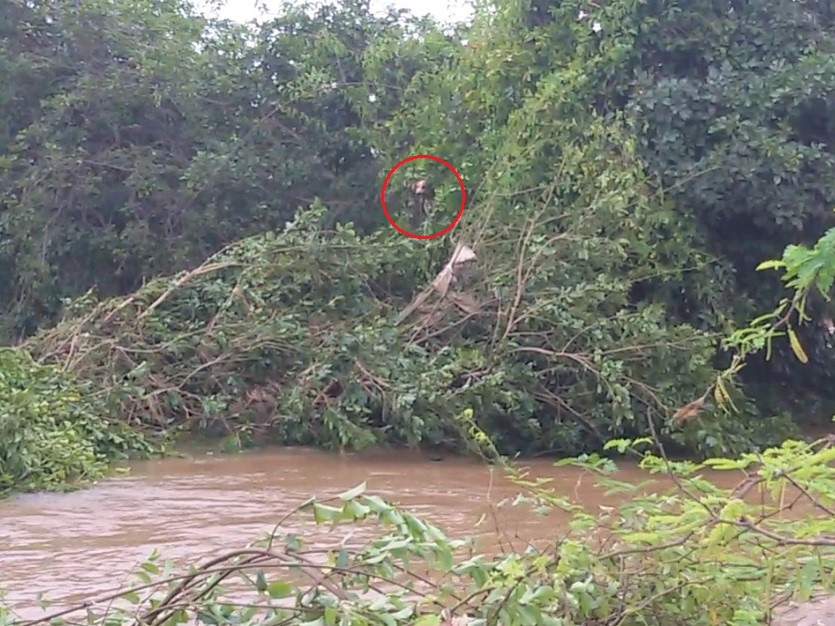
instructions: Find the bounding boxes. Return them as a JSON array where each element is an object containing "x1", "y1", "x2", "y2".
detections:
[{"x1": 0, "y1": 346, "x2": 150, "y2": 496}]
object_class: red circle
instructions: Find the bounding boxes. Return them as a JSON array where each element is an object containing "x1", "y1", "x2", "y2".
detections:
[{"x1": 379, "y1": 154, "x2": 466, "y2": 240}]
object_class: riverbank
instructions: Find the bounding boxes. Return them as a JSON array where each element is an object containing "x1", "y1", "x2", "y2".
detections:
[{"x1": 0, "y1": 409, "x2": 828, "y2": 503}]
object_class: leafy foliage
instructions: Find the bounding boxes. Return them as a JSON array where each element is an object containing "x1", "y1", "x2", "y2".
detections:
[
  {"x1": 722, "y1": 225, "x2": 835, "y2": 412},
  {"x1": 2, "y1": 0, "x2": 834, "y2": 473},
  {"x1": 0, "y1": 346, "x2": 150, "y2": 496},
  {"x1": 0, "y1": 0, "x2": 426, "y2": 339},
  {"x1": 620, "y1": 0, "x2": 835, "y2": 399},
  {"x1": 23, "y1": 115, "x2": 779, "y2": 460}
]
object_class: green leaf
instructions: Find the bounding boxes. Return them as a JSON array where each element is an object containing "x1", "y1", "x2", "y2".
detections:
[
  {"x1": 755, "y1": 259, "x2": 785, "y2": 271},
  {"x1": 267, "y1": 580, "x2": 293, "y2": 599},
  {"x1": 312, "y1": 503, "x2": 343, "y2": 524},
  {"x1": 337, "y1": 481, "x2": 367, "y2": 501},
  {"x1": 121, "y1": 590, "x2": 140, "y2": 604}
]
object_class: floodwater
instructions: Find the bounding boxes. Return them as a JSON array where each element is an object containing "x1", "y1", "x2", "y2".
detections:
[{"x1": 0, "y1": 444, "x2": 831, "y2": 624}]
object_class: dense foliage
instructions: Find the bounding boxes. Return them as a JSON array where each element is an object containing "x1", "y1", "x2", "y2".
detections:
[
  {"x1": 2, "y1": 0, "x2": 835, "y2": 484},
  {"x1": 0, "y1": 346, "x2": 150, "y2": 496}
]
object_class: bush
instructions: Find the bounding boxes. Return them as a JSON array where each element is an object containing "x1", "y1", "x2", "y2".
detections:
[{"x1": 0, "y1": 347, "x2": 150, "y2": 495}]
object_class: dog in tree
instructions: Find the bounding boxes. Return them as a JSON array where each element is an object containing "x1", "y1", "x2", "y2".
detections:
[{"x1": 406, "y1": 178, "x2": 434, "y2": 229}]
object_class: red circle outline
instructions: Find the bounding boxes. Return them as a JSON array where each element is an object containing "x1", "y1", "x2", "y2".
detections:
[{"x1": 379, "y1": 154, "x2": 466, "y2": 240}]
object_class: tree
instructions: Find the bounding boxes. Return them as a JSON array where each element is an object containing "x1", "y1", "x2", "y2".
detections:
[{"x1": 0, "y1": 0, "x2": 439, "y2": 340}]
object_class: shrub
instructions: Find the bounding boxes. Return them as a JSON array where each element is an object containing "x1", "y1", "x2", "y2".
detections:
[{"x1": 0, "y1": 347, "x2": 150, "y2": 495}]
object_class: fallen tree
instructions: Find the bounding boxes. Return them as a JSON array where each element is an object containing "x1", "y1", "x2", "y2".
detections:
[{"x1": 21, "y1": 120, "x2": 796, "y2": 458}]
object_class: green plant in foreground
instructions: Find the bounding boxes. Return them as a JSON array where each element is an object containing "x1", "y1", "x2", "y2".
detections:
[{"x1": 5, "y1": 436, "x2": 832, "y2": 626}]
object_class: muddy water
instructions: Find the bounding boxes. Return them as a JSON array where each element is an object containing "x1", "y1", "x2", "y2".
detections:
[{"x1": 0, "y1": 447, "x2": 782, "y2": 620}]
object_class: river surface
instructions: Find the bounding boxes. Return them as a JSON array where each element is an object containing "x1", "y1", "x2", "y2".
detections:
[{"x1": 0, "y1": 445, "x2": 823, "y2": 622}]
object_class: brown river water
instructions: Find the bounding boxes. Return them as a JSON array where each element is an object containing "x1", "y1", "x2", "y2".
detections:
[{"x1": 0, "y1": 444, "x2": 831, "y2": 623}]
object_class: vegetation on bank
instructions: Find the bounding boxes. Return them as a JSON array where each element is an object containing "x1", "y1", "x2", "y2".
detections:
[
  {"x1": 1, "y1": 0, "x2": 835, "y2": 495},
  {"x1": 0, "y1": 346, "x2": 151, "y2": 496}
]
